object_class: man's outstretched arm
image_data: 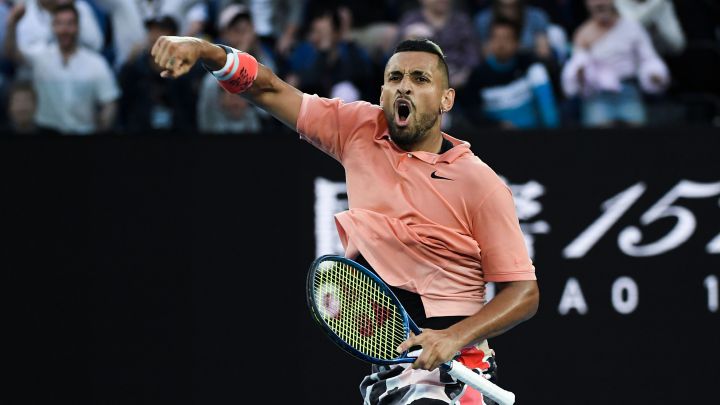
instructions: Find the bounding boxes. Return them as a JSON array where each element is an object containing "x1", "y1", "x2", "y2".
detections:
[{"x1": 151, "y1": 36, "x2": 303, "y2": 129}]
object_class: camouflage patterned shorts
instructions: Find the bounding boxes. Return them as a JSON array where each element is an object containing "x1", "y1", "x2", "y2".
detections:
[{"x1": 359, "y1": 347, "x2": 499, "y2": 405}]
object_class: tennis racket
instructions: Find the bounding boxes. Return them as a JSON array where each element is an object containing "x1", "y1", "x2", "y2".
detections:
[{"x1": 306, "y1": 255, "x2": 516, "y2": 405}]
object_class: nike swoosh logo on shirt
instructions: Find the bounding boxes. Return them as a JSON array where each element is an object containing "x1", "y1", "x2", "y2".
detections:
[{"x1": 431, "y1": 171, "x2": 453, "y2": 181}]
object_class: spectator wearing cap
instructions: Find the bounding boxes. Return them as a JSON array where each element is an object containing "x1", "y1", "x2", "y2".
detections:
[
  {"x1": 167, "y1": 0, "x2": 304, "y2": 57},
  {"x1": 14, "y1": 0, "x2": 104, "y2": 53},
  {"x1": 398, "y1": 0, "x2": 480, "y2": 88},
  {"x1": 562, "y1": 0, "x2": 669, "y2": 127},
  {"x1": 3, "y1": 3, "x2": 119, "y2": 134},
  {"x1": 118, "y1": 14, "x2": 202, "y2": 132},
  {"x1": 197, "y1": 4, "x2": 273, "y2": 134},
  {"x1": 215, "y1": 4, "x2": 276, "y2": 71},
  {"x1": 286, "y1": 7, "x2": 373, "y2": 103},
  {"x1": 179, "y1": 1, "x2": 211, "y2": 38}
]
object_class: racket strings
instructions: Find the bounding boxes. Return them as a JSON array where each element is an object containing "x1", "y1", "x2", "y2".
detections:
[{"x1": 313, "y1": 260, "x2": 407, "y2": 360}]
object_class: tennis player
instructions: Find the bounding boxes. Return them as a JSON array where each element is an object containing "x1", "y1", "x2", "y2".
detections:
[{"x1": 151, "y1": 35, "x2": 539, "y2": 405}]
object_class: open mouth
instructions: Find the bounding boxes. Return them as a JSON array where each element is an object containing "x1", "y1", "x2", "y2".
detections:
[{"x1": 394, "y1": 99, "x2": 412, "y2": 127}]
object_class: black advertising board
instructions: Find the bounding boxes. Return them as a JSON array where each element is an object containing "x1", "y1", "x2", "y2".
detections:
[{"x1": 1, "y1": 128, "x2": 718, "y2": 404}]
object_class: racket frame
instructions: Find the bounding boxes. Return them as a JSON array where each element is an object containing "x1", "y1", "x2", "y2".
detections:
[{"x1": 306, "y1": 254, "x2": 421, "y2": 365}]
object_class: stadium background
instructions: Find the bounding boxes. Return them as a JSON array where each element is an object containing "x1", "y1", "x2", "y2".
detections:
[{"x1": 2, "y1": 0, "x2": 719, "y2": 404}]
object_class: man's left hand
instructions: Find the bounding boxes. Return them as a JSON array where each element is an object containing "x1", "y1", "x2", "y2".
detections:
[{"x1": 396, "y1": 328, "x2": 463, "y2": 371}]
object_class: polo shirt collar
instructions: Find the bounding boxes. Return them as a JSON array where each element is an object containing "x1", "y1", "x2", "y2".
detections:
[{"x1": 377, "y1": 131, "x2": 472, "y2": 165}]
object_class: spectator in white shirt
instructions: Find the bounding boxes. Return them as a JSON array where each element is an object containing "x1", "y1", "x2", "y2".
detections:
[
  {"x1": 15, "y1": 0, "x2": 104, "y2": 53},
  {"x1": 93, "y1": 0, "x2": 147, "y2": 69},
  {"x1": 614, "y1": 0, "x2": 685, "y2": 55},
  {"x1": 561, "y1": 0, "x2": 669, "y2": 127},
  {"x1": 4, "y1": 2, "x2": 120, "y2": 134}
]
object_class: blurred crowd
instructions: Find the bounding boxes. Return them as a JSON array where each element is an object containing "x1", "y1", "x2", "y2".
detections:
[{"x1": 0, "y1": 0, "x2": 718, "y2": 135}]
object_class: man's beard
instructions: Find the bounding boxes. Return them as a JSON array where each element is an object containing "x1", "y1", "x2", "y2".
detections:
[
  {"x1": 385, "y1": 109, "x2": 439, "y2": 149},
  {"x1": 57, "y1": 34, "x2": 78, "y2": 51}
]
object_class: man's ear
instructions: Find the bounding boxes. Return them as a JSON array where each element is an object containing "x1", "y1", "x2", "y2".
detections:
[
  {"x1": 441, "y1": 88, "x2": 455, "y2": 113},
  {"x1": 379, "y1": 85, "x2": 384, "y2": 106}
]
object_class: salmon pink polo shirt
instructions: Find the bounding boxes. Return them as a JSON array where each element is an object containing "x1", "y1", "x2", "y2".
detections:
[{"x1": 297, "y1": 94, "x2": 536, "y2": 318}]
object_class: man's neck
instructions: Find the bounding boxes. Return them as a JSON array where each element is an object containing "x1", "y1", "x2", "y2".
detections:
[
  {"x1": 59, "y1": 44, "x2": 77, "y2": 64},
  {"x1": 60, "y1": 44, "x2": 77, "y2": 57},
  {"x1": 14, "y1": 122, "x2": 37, "y2": 133},
  {"x1": 403, "y1": 129, "x2": 444, "y2": 153},
  {"x1": 319, "y1": 45, "x2": 340, "y2": 65},
  {"x1": 489, "y1": 54, "x2": 516, "y2": 70},
  {"x1": 594, "y1": 14, "x2": 619, "y2": 28}
]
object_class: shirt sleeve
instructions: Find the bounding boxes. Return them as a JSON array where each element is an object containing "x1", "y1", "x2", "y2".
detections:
[
  {"x1": 19, "y1": 42, "x2": 46, "y2": 66},
  {"x1": 77, "y1": 0, "x2": 104, "y2": 51},
  {"x1": 472, "y1": 185, "x2": 536, "y2": 282},
  {"x1": 295, "y1": 93, "x2": 379, "y2": 162},
  {"x1": 615, "y1": 0, "x2": 665, "y2": 25},
  {"x1": 94, "y1": 56, "x2": 121, "y2": 104},
  {"x1": 634, "y1": 22, "x2": 670, "y2": 93},
  {"x1": 16, "y1": 12, "x2": 44, "y2": 56},
  {"x1": 561, "y1": 47, "x2": 590, "y2": 97}
]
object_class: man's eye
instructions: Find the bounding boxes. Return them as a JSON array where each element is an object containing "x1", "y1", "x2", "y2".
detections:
[
  {"x1": 416, "y1": 76, "x2": 429, "y2": 82},
  {"x1": 389, "y1": 75, "x2": 401, "y2": 81}
]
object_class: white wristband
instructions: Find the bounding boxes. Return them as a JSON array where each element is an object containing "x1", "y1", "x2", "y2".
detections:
[
  {"x1": 210, "y1": 46, "x2": 240, "y2": 80},
  {"x1": 211, "y1": 51, "x2": 236, "y2": 77}
]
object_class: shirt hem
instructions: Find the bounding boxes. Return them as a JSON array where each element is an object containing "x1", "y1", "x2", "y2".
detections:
[{"x1": 483, "y1": 273, "x2": 537, "y2": 283}]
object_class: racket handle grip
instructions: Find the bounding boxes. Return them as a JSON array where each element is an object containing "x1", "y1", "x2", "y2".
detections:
[{"x1": 445, "y1": 360, "x2": 515, "y2": 405}]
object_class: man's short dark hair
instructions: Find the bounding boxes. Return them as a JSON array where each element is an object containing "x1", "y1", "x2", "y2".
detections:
[
  {"x1": 311, "y1": 8, "x2": 342, "y2": 33},
  {"x1": 52, "y1": 3, "x2": 79, "y2": 21},
  {"x1": 8, "y1": 80, "x2": 36, "y2": 102},
  {"x1": 145, "y1": 15, "x2": 179, "y2": 35},
  {"x1": 490, "y1": 16, "x2": 521, "y2": 40},
  {"x1": 391, "y1": 39, "x2": 450, "y2": 88}
]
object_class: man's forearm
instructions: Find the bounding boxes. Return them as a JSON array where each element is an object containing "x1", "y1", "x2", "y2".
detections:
[
  {"x1": 201, "y1": 41, "x2": 302, "y2": 128},
  {"x1": 3, "y1": 21, "x2": 23, "y2": 64},
  {"x1": 198, "y1": 41, "x2": 226, "y2": 71},
  {"x1": 449, "y1": 280, "x2": 539, "y2": 347},
  {"x1": 199, "y1": 42, "x2": 288, "y2": 99},
  {"x1": 242, "y1": 64, "x2": 303, "y2": 129},
  {"x1": 396, "y1": 279, "x2": 539, "y2": 371},
  {"x1": 154, "y1": 37, "x2": 303, "y2": 130},
  {"x1": 98, "y1": 101, "x2": 117, "y2": 131}
]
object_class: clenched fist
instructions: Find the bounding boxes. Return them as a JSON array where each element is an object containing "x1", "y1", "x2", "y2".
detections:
[{"x1": 150, "y1": 36, "x2": 225, "y2": 78}]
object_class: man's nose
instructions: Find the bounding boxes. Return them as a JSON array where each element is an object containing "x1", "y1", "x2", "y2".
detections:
[{"x1": 397, "y1": 77, "x2": 411, "y2": 95}]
